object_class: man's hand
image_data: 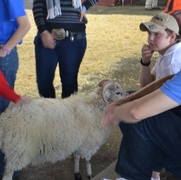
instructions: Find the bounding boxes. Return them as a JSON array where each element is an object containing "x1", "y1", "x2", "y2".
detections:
[
  {"x1": 141, "y1": 44, "x2": 154, "y2": 63},
  {"x1": 102, "y1": 103, "x2": 123, "y2": 127}
]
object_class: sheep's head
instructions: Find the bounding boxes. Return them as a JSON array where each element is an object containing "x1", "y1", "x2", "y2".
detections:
[{"x1": 98, "y1": 79, "x2": 128, "y2": 104}]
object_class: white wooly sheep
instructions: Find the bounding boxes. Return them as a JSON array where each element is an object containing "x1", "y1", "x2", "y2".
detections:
[{"x1": 0, "y1": 80, "x2": 127, "y2": 180}]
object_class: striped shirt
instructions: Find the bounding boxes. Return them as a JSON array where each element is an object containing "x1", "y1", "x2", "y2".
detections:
[{"x1": 32, "y1": 0, "x2": 98, "y2": 33}]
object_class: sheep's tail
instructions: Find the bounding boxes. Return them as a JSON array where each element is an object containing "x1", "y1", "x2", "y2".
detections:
[{"x1": 0, "y1": 126, "x2": 4, "y2": 149}]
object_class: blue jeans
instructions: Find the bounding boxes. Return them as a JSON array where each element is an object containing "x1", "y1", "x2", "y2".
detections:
[
  {"x1": 0, "y1": 47, "x2": 18, "y2": 113},
  {"x1": 34, "y1": 32, "x2": 87, "y2": 98},
  {"x1": 116, "y1": 106, "x2": 181, "y2": 180},
  {"x1": 0, "y1": 47, "x2": 19, "y2": 177}
]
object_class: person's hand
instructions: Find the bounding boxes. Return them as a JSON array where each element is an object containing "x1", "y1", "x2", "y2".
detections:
[
  {"x1": 16, "y1": 97, "x2": 32, "y2": 105},
  {"x1": 80, "y1": 10, "x2": 87, "y2": 22},
  {"x1": 141, "y1": 44, "x2": 154, "y2": 64},
  {"x1": 41, "y1": 31, "x2": 56, "y2": 49},
  {"x1": 0, "y1": 49, "x2": 6, "y2": 57},
  {"x1": 102, "y1": 104, "x2": 122, "y2": 128}
]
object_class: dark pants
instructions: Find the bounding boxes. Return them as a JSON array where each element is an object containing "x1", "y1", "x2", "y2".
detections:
[
  {"x1": 34, "y1": 32, "x2": 86, "y2": 98},
  {"x1": 117, "y1": 106, "x2": 181, "y2": 180}
]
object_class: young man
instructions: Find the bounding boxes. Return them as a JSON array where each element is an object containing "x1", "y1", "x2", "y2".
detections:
[
  {"x1": 101, "y1": 70, "x2": 181, "y2": 180},
  {"x1": 138, "y1": 12, "x2": 181, "y2": 180},
  {"x1": 139, "y1": 12, "x2": 181, "y2": 88},
  {"x1": 103, "y1": 13, "x2": 181, "y2": 180}
]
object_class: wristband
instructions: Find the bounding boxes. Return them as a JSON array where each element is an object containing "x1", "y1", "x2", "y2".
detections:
[
  {"x1": 140, "y1": 58, "x2": 150, "y2": 66},
  {"x1": 82, "y1": 6, "x2": 87, "y2": 12},
  {"x1": 2, "y1": 46, "x2": 11, "y2": 55}
]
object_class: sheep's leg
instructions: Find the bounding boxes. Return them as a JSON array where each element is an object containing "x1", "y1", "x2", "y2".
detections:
[
  {"x1": 73, "y1": 152, "x2": 82, "y2": 180},
  {"x1": 2, "y1": 164, "x2": 14, "y2": 180},
  {"x1": 85, "y1": 158, "x2": 92, "y2": 180}
]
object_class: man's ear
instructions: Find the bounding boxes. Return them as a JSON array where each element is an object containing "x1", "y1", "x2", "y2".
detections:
[{"x1": 170, "y1": 32, "x2": 177, "y2": 43}]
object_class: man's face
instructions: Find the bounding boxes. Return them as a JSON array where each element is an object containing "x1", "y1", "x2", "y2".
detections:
[{"x1": 147, "y1": 30, "x2": 173, "y2": 54}]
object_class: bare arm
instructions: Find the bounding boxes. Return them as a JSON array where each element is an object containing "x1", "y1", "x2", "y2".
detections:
[
  {"x1": 139, "y1": 44, "x2": 155, "y2": 87},
  {"x1": 102, "y1": 89, "x2": 179, "y2": 126},
  {"x1": 112, "y1": 74, "x2": 174, "y2": 107},
  {"x1": 139, "y1": 65, "x2": 155, "y2": 87},
  {"x1": 0, "y1": 15, "x2": 30, "y2": 57},
  {"x1": 102, "y1": 74, "x2": 175, "y2": 126}
]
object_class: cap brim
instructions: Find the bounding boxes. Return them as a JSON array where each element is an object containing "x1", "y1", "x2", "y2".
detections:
[{"x1": 140, "y1": 22, "x2": 166, "y2": 32}]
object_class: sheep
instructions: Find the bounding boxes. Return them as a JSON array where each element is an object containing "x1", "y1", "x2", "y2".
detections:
[{"x1": 0, "y1": 79, "x2": 127, "y2": 180}]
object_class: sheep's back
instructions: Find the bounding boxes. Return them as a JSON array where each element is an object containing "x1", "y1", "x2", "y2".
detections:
[{"x1": 0, "y1": 93, "x2": 109, "y2": 164}]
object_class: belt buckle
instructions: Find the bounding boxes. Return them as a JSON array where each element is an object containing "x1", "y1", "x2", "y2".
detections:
[{"x1": 52, "y1": 28, "x2": 66, "y2": 40}]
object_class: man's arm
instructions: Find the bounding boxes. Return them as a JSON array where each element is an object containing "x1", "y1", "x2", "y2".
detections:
[
  {"x1": 102, "y1": 88, "x2": 179, "y2": 126},
  {"x1": 113, "y1": 74, "x2": 174, "y2": 106},
  {"x1": 139, "y1": 64, "x2": 155, "y2": 87}
]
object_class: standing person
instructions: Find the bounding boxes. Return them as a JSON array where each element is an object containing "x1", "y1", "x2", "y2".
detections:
[
  {"x1": 32, "y1": 0, "x2": 98, "y2": 99},
  {"x1": 101, "y1": 71, "x2": 181, "y2": 180},
  {"x1": 0, "y1": 0, "x2": 31, "y2": 179},
  {"x1": 163, "y1": 0, "x2": 181, "y2": 15},
  {"x1": 145, "y1": 0, "x2": 160, "y2": 10}
]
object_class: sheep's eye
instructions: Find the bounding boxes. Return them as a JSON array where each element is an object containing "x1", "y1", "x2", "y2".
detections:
[{"x1": 116, "y1": 92, "x2": 121, "y2": 95}]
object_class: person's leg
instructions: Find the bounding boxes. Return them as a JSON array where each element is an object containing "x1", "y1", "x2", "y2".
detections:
[
  {"x1": 0, "y1": 47, "x2": 19, "y2": 112},
  {"x1": 57, "y1": 32, "x2": 86, "y2": 98},
  {"x1": 145, "y1": 0, "x2": 153, "y2": 9},
  {"x1": 164, "y1": 157, "x2": 181, "y2": 178},
  {"x1": 152, "y1": 0, "x2": 159, "y2": 8},
  {"x1": 34, "y1": 34, "x2": 58, "y2": 98},
  {"x1": 0, "y1": 47, "x2": 19, "y2": 177},
  {"x1": 115, "y1": 109, "x2": 181, "y2": 180}
]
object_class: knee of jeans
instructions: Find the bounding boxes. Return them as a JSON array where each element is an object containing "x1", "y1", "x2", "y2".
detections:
[{"x1": 38, "y1": 85, "x2": 56, "y2": 98}]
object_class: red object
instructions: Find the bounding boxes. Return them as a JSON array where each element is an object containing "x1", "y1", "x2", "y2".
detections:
[
  {"x1": 162, "y1": 0, "x2": 181, "y2": 32},
  {"x1": 0, "y1": 71, "x2": 20, "y2": 103},
  {"x1": 96, "y1": 0, "x2": 140, "y2": 6}
]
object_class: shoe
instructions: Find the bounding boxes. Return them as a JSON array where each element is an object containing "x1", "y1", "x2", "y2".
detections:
[
  {"x1": 145, "y1": 7, "x2": 153, "y2": 11},
  {"x1": 153, "y1": 6, "x2": 161, "y2": 10}
]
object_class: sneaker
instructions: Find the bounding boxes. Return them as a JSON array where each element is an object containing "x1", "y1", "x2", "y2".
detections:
[
  {"x1": 153, "y1": 6, "x2": 161, "y2": 10},
  {"x1": 145, "y1": 7, "x2": 153, "y2": 11}
]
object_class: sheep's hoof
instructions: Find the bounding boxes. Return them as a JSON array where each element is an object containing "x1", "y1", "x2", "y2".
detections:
[
  {"x1": 87, "y1": 175, "x2": 92, "y2": 180},
  {"x1": 74, "y1": 173, "x2": 82, "y2": 180}
]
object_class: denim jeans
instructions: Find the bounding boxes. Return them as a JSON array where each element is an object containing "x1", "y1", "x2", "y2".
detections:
[
  {"x1": 116, "y1": 106, "x2": 181, "y2": 180},
  {"x1": 0, "y1": 47, "x2": 19, "y2": 177},
  {"x1": 0, "y1": 47, "x2": 18, "y2": 113},
  {"x1": 34, "y1": 32, "x2": 87, "y2": 98}
]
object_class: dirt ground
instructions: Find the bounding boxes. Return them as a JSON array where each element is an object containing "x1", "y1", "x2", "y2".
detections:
[{"x1": 11, "y1": 1, "x2": 180, "y2": 180}]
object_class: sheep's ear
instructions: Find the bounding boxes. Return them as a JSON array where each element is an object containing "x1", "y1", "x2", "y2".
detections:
[
  {"x1": 101, "y1": 81, "x2": 117, "y2": 103},
  {"x1": 98, "y1": 79, "x2": 110, "y2": 87}
]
